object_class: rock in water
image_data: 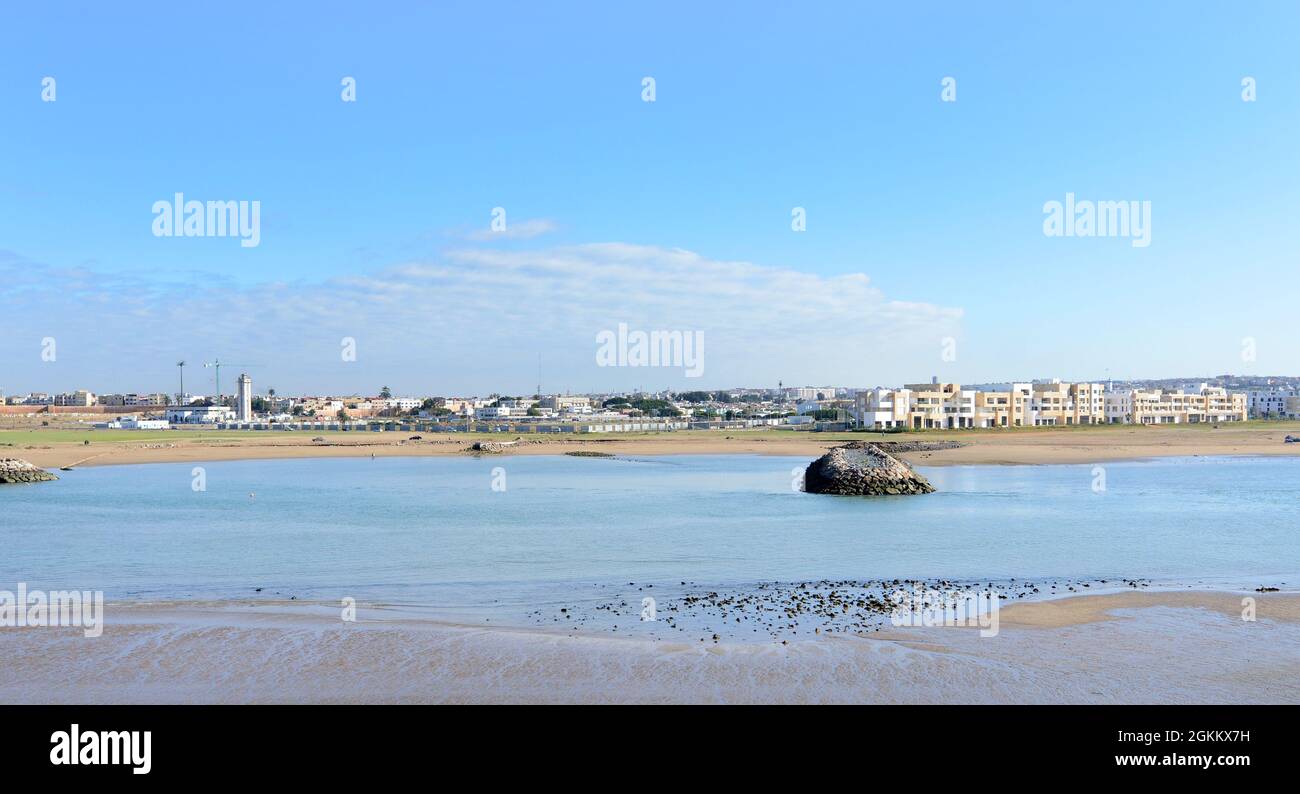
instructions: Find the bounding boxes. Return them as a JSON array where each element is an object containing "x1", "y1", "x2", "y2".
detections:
[
  {"x1": 803, "y1": 442, "x2": 934, "y2": 496},
  {"x1": 0, "y1": 458, "x2": 59, "y2": 484}
]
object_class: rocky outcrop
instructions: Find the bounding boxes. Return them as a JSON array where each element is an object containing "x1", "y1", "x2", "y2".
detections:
[
  {"x1": 467, "y1": 439, "x2": 520, "y2": 453},
  {"x1": 868, "y1": 440, "x2": 964, "y2": 454},
  {"x1": 803, "y1": 442, "x2": 934, "y2": 496},
  {"x1": 0, "y1": 458, "x2": 59, "y2": 484}
]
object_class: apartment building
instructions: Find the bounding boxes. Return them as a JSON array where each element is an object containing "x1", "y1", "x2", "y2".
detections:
[
  {"x1": 53, "y1": 390, "x2": 96, "y2": 407},
  {"x1": 1028, "y1": 380, "x2": 1106, "y2": 426},
  {"x1": 298, "y1": 398, "x2": 345, "y2": 416},
  {"x1": 375, "y1": 397, "x2": 421, "y2": 413},
  {"x1": 856, "y1": 382, "x2": 989, "y2": 429},
  {"x1": 1246, "y1": 388, "x2": 1300, "y2": 418},
  {"x1": 1104, "y1": 383, "x2": 1246, "y2": 424},
  {"x1": 784, "y1": 387, "x2": 836, "y2": 402},
  {"x1": 98, "y1": 392, "x2": 169, "y2": 407},
  {"x1": 854, "y1": 380, "x2": 1106, "y2": 430},
  {"x1": 540, "y1": 395, "x2": 592, "y2": 412},
  {"x1": 439, "y1": 399, "x2": 479, "y2": 417},
  {"x1": 128, "y1": 392, "x2": 169, "y2": 406}
]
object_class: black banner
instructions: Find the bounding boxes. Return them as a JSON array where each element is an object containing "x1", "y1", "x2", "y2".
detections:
[{"x1": 2, "y1": 705, "x2": 1287, "y2": 781}]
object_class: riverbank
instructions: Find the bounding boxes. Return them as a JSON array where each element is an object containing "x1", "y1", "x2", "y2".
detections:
[
  {"x1": 1, "y1": 590, "x2": 1295, "y2": 704},
  {"x1": 4, "y1": 422, "x2": 1300, "y2": 469}
]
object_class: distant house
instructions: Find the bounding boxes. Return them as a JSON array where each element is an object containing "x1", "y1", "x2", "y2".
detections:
[
  {"x1": 104, "y1": 416, "x2": 170, "y2": 430},
  {"x1": 166, "y1": 405, "x2": 234, "y2": 424}
]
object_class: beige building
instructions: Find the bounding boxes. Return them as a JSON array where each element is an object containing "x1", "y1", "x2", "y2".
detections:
[
  {"x1": 1029, "y1": 380, "x2": 1106, "y2": 426},
  {"x1": 855, "y1": 380, "x2": 1106, "y2": 430},
  {"x1": 1105, "y1": 384, "x2": 1246, "y2": 424},
  {"x1": 127, "y1": 392, "x2": 169, "y2": 406},
  {"x1": 540, "y1": 395, "x2": 591, "y2": 412},
  {"x1": 98, "y1": 392, "x2": 169, "y2": 407},
  {"x1": 53, "y1": 390, "x2": 96, "y2": 407}
]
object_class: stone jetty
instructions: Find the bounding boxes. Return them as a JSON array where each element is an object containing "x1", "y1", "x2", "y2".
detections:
[
  {"x1": 0, "y1": 458, "x2": 59, "y2": 484},
  {"x1": 803, "y1": 442, "x2": 934, "y2": 496}
]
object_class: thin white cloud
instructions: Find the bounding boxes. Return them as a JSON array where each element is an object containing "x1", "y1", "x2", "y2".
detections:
[
  {"x1": 0, "y1": 244, "x2": 962, "y2": 394},
  {"x1": 462, "y1": 218, "x2": 558, "y2": 241}
]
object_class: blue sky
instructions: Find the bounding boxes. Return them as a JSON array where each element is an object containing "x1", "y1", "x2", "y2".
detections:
[{"x1": 2, "y1": 1, "x2": 1298, "y2": 397}]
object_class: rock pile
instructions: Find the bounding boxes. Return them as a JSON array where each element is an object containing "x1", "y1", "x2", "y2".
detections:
[
  {"x1": 0, "y1": 458, "x2": 59, "y2": 484},
  {"x1": 468, "y1": 439, "x2": 520, "y2": 453},
  {"x1": 868, "y1": 440, "x2": 964, "y2": 453},
  {"x1": 803, "y1": 442, "x2": 934, "y2": 496}
]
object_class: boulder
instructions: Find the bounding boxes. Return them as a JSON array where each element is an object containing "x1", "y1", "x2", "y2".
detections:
[
  {"x1": 803, "y1": 442, "x2": 934, "y2": 496},
  {"x1": 0, "y1": 458, "x2": 59, "y2": 484},
  {"x1": 468, "y1": 439, "x2": 519, "y2": 453}
]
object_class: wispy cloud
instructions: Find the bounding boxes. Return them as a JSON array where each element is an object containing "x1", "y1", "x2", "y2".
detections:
[
  {"x1": 462, "y1": 218, "x2": 558, "y2": 241},
  {"x1": 0, "y1": 244, "x2": 961, "y2": 394}
]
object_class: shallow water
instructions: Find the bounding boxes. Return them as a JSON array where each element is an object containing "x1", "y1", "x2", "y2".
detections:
[{"x1": 1, "y1": 455, "x2": 1295, "y2": 633}]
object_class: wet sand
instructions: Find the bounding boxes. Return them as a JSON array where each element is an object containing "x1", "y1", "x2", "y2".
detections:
[
  {"x1": 995, "y1": 589, "x2": 1300, "y2": 627},
  {"x1": 6, "y1": 422, "x2": 1300, "y2": 470},
  {"x1": 3, "y1": 591, "x2": 1296, "y2": 704}
]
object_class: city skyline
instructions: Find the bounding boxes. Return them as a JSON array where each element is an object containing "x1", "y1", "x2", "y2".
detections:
[{"x1": 9, "y1": 371, "x2": 1299, "y2": 403}]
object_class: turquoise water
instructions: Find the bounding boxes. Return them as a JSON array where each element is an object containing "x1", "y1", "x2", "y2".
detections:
[{"x1": 1, "y1": 455, "x2": 1296, "y2": 624}]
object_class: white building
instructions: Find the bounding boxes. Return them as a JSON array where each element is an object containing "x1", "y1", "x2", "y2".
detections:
[
  {"x1": 105, "y1": 416, "x2": 170, "y2": 430},
  {"x1": 1104, "y1": 384, "x2": 1246, "y2": 424},
  {"x1": 1247, "y1": 388, "x2": 1300, "y2": 418},
  {"x1": 379, "y1": 397, "x2": 421, "y2": 412},
  {"x1": 166, "y1": 405, "x2": 234, "y2": 424},
  {"x1": 785, "y1": 387, "x2": 835, "y2": 402},
  {"x1": 236, "y1": 373, "x2": 253, "y2": 421},
  {"x1": 854, "y1": 381, "x2": 1106, "y2": 429}
]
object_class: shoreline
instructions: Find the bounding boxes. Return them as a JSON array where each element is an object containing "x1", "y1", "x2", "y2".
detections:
[
  {"x1": 3, "y1": 589, "x2": 1296, "y2": 704},
  {"x1": 5, "y1": 423, "x2": 1300, "y2": 470},
  {"x1": 81, "y1": 585, "x2": 1300, "y2": 632}
]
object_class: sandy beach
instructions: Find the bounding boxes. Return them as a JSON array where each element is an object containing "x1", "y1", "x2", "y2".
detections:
[
  {"x1": 4, "y1": 421, "x2": 1300, "y2": 470},
  {"x1": 2, "y1": 590, "x2": 1295, "y2": 704}
]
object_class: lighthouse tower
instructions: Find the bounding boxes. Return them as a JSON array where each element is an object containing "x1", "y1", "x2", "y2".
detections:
[{"x1": 236, "y1": 373, "x2": 253, "y2": 421}]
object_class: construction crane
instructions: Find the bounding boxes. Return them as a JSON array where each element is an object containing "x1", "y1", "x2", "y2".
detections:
[{"x1": 203, "y1": 360, "x2": 259, "y2": 401}]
